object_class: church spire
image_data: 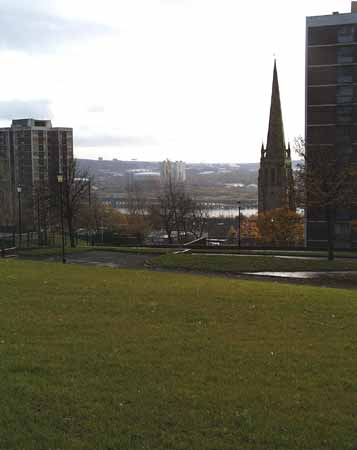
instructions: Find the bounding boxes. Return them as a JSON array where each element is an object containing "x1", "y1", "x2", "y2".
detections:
[{"x1": 266, "y1": 60, "x2": 286, "y2": 157}]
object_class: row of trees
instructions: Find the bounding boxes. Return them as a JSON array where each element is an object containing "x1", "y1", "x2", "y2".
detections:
[
  {"x1": 0, "y1": 159, "x2": 156, "y2": 248},
  {"x1": 227, "y1": 208, "x2": 304, "y2": 247},
  {"x1": 148, "y1": 176, "x2": 208, "y2": 244},
  {"x1": 294, "y1": 136, "x2": 357, "y2": 259},
  {"x1": 2, "y1": 135, "x2": 356, "y2": 256},
  {"x1": 0, "y1": 160, "x2": 13, "y2": 227}
]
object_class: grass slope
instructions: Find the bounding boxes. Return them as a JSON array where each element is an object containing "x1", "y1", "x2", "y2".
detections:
[
  {"x1": 0, "y1": 260, "x2": 357, "y2": 450},
  {"x1": 151, "y1": 253, "x2": 357, "y2": 273}
]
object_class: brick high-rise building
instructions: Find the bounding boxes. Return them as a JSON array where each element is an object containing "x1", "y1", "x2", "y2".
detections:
[
  {"x1": 258, "y1": 61, "x2": 295, "y2": 213},
  {"x1": 306, "y1": 2, "x2": 357, "y2": 248},
  {"x1": 0, "y1": 119, "x2": 73, "y2": 228}
]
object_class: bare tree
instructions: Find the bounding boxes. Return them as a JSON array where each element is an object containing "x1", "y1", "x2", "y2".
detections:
[
  {"x1": 126, "y1": 181, "x2": 147, "y2": 217},
  {"x1": 33, "y1": 180, "x2": 52, "y2": 245},
  {"x1": 294, "y1": 136, "x2": 357, "y2": 260},
  {"x1": 152, "y1": 175, "x2": 208, "y2": 243},
  {"x1": 0, "y1": 160, "x2": 14, "y2": 228},
  {"x1": 61, "y1": 159, "x2": 92, "y2": 248}
]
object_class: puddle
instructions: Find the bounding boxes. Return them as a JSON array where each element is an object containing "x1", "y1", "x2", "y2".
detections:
[
  {"x1": 244, "y1": 272, "x2": 320, "y2": 279},
  {"x1": 244, "y1": 271, "x2": 357, "y2": 279}
]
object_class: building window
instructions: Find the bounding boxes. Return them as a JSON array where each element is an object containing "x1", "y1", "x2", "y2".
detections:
[
  {"x1": 337, "y1": 66, "x2": 353, "y2": 84},
  {"x1": 336, "y1": 105, "x2": 353, "y2": 123},
  {"x1": 337, "y1": 47, "x2": 353, "y2": 64},
  {"x1": 337, "y1": 144, "x2": 353, "y2": 160},
  {"x1": 336, "y1": 126, "x2": 352, "y2": 143},
  {"x1": 336, "y1": 85, "x2": 353, "y2": 104},
  {"x1": 337, "y1": 26, "x2": 354, "y2": 43},
  {"x1": 335, "y1": 222, "x2": 351, "y2": 238}
]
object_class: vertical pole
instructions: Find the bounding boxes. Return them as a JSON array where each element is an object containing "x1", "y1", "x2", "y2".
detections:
[
  {"x1": 59, "y1": 182, "x2": 66, "y2": 264},
  {"x1": 37, "y1": 189, "x2": 41, "y2": 246},
  {"x1": 88, "y1": 180, "x2": 91, "y2": 206},
  {"x1": 18, "y1": 190, "x2": 22, "y2": 248},
  {"x1": 238, "y1": 205, "x2": 241, "y2": 249}
]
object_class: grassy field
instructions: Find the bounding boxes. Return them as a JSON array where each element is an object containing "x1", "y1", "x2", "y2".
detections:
[
  {"x1": 150, "y1": 253, "x2": 357, "y2": 273},
  {"x1": 0, "y1": 260, "x2": 357, "y2": 449}
]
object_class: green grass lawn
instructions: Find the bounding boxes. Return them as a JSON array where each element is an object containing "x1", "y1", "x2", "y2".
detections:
[
  {"x1": 0, "y1": 260, "x2": 357, "y2": 449},
  {"x1": 150, "y1": 253, "x2": 357, "y2": 273}
]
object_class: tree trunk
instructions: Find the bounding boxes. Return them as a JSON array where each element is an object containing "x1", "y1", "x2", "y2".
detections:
[
  {"x1": 327, "y1": 207, "x2": 334, "y2": 261},
  {"x1": 67, "y1": 215, "x2": 76, "y2": 248}
]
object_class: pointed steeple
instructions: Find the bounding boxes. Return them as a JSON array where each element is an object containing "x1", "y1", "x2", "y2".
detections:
[{"x1": 266, "y1": 60, "x2": 286, "y2": 157}]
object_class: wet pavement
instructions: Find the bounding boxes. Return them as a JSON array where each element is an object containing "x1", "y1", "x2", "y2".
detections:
[
  {"x1": 19, "y1": 250, "x2": 357, "y2": 288},
  {"x1": 22, "y1": 251, "x2": 155, "y2": 269},
  {"x1": 243, "y1": 271, "x2": 357, "y2": 279},
  {"x1": 191, "y1": 253, "x2": 347, "y2": 260}
]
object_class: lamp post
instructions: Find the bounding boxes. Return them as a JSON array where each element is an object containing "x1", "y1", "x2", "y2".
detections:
[
  {"x1": 57, "y1": 174, "x2": 66, "y2": 264},
  {"x1": 17, "y1": 185, "x2": 22, "y2": 248},
  {"x1": 237, "y1": 201, "x2": 241, "y2": 248},
  {"x1": 88, "y1": 179, "x2": 91, "y2": 206}
]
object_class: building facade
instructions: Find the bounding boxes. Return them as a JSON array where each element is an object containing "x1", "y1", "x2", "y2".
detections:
[
  {"x1": 0, "y1": 119, "x2": 73, "y2": 229},
  {"x1": 160, "y1": 159, "x2": 186, "y2": 185},
  {"x1": 306, "y1": 3, "x2": 357, "y2": 248},
  {"x1": 258, "y1": 61, "x2": 295, "y2": 213}
]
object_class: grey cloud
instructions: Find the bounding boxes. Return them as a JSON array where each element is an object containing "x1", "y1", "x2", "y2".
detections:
[
  {"x1": 0, "y1": 99, "x2": 53, "y2": 120},
  {"x1": 75, "y1": 134, "x2": 156, "y2": 148},
  {"x1": 0, "y1": 1, "x2": 113, "y2": 53}
]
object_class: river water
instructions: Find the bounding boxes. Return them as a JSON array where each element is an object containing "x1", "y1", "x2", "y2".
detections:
[{"x1": 117, "y1": 206, "x2": 258, "y2": 218}]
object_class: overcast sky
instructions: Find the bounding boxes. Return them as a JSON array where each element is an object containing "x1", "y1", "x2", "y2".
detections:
[{"x1": 0, "y1": 0, "x2": 352, "y2": 163}]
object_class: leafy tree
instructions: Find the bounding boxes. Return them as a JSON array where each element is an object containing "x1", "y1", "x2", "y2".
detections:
[
  {"x1": 256, "y1": 208, "x2": 304, "y2": 247},
  {"x1": 240, "y1": 215, "x2": 260, "y2": 242}
]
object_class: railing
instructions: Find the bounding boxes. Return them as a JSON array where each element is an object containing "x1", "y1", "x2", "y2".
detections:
[{"x1": 183, "y1": 236, "x2": 207, "y2": 247}]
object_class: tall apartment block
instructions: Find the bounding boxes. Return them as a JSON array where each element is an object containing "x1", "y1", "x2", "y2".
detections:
[
  {"x1": 160, "y1": 159, "x2": 186, "y2": 185},
  {"x1": 0, "y1": 119, "x2": 73, "y2": 228},
  {"x1": 306, "y1": 2, "x2": 357, "y2": 248}
]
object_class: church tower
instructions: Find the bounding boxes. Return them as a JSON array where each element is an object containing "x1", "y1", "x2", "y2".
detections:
[{"x1": 258, "y1": 61, "x2": 295, "y2": 213}]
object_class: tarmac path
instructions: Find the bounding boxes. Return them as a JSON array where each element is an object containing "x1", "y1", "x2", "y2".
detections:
[{"x1": 18, "y1": 250, "x2": 357, "y2": 289}]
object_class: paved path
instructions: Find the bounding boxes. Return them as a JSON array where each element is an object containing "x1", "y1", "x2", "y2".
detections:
[
  {"x1": 21, "y1": 251, "x2": 156, "y2": 269},
  {"x1": 244, "y1": 271, "x2": 357, "y2": 279},
  {"x1": 19, "y1": 250, "x2": 357, "y2": 289},
  {"x1": 191, "y1": 252, "x2": 354, "y2": 260}
]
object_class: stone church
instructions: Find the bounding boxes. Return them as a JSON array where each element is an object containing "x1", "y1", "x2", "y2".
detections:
[{"x1": 258, "y1": 61, "x2": 295, "y2": 213}]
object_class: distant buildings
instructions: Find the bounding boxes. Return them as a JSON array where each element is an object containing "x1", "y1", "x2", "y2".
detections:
[
  {"x1": 160, "y1": 159, "x2": 186, "y2": 184},
  {"x1": 258, "y1": 61, "x2": 295, "y2": 213},
  {"x1": 0, "y1": 119, "x2": 73, "y2": 228},
  {"x1": 306, "y1": 2, "x2": 357, "y2": 248}
]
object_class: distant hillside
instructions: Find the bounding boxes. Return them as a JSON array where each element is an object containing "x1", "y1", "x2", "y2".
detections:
[{"x1": 77, "y1": 158, "x2": 300, "y2": 205}]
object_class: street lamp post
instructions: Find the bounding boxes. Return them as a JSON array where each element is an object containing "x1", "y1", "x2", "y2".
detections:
[
  {"x1": 57, "y1": 174, "x2": 66, "y2": 264},
  {"x1": 237, "y1": 201, "x2": 241, "y2": 249},
  {"x1": 17, "y1": 185, "x2": 22, "y2": 248},
  {"x1": 88, "y1": 179, "x2": 91, "y2": 206}
]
